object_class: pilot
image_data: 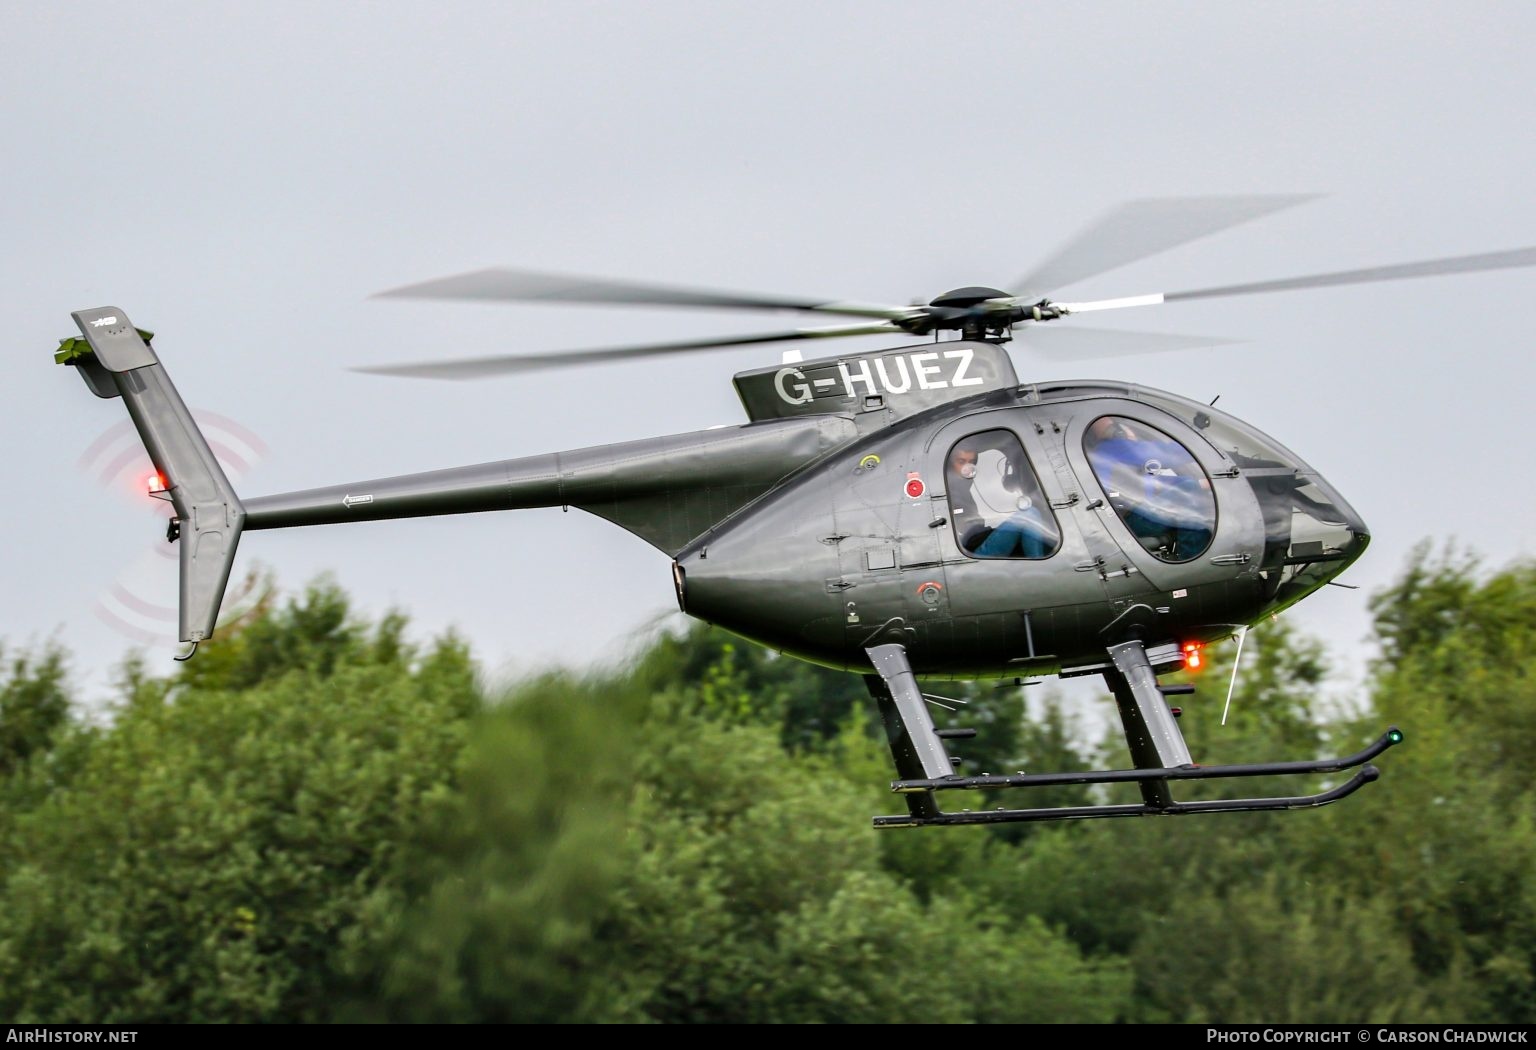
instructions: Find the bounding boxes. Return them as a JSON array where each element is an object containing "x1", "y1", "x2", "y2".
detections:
[
  {"x1": 948, "y1": 444, "x2": 987, "y2": 550},
  {"x1": 948, "y1": 441, "x2": 1053, "y2": 559},
  {"x1": 1085, "y1": 417, "x2": 1211, "y2": 557}
]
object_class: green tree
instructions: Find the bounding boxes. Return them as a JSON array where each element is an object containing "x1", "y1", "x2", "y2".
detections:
[
  {"x1": 632, "y1": 622, "x2": 873, "y2": 750},
  {"x1": 1129, "y1": 876, "x2": 1462, "y2": 1023},
  {"x1": 345, "y1": 644, "x2": 1131, "y2": 1023},
  {"x1": 0, "y1": 641, "x2": 71, "y2": 778},
  {"x1": 24, "y1": 546, "x2": 1536, "y2": 1025},
  {"x1": 988, "y1": 618, "x2": 1398, "y2": 1016},
  {"x1": 334, "y1": 669, "x2": 645, "y2": 1023},
  {"x1": 1300, "y1": 541, "x2": 1536, "y2": 1021},
  {"x1": 579, "y1": 695, "x2": 1130, "y2": 1023},
  {"x1": 0, "y1": 582, "x2": 479, "y2": 1023}
]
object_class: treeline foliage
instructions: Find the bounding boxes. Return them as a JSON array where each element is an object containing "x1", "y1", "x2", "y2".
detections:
[{"x1": 1, "y1": 541, "x2": 1533, "y2": 1022}]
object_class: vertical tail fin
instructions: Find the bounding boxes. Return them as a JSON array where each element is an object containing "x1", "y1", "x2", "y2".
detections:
[{"x1": 60, "y1": 308, "x2": 246, "y2": 648}]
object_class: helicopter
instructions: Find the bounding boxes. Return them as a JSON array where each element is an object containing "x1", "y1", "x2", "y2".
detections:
[{"x1": 56, "y1": 195, "x2": 1536, "y2": 828}]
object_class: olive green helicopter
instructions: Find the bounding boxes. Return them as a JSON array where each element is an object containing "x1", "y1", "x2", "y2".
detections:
[{"x1": 58, "y1": 195, "x2": 1536, "y2": 827}]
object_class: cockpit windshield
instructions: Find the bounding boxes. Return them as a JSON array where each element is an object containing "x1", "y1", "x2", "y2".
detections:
[{"x1": 1133, "y1": 388, "x2": 1368, "y2": 610}]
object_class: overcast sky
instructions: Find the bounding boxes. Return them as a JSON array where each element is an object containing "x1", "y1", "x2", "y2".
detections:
[{"x1": 7, "y1": 2, "x2": 1536, "y2": 722}]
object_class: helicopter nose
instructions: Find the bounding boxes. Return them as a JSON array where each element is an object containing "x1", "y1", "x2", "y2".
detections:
[
  {"x1": 1347, "y1": 504, "x2": 1370, "y2": 542},
  {"x1": 1258, "y1": 469, "x2": 1369, "y2": 614},
  {"x1": 1296, "y1": 472, "x2": 1367, "y2": 556}
]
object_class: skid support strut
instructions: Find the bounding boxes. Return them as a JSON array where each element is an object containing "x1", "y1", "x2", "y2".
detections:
[
  {"x1": 1105, "y1": 639, "x2": 1193, "y2": 809},
  {"x1": 864, "y1": 643, "x2": 954, "y2": 822}
]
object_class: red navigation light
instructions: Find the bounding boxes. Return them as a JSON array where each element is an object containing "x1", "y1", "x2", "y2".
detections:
[
  {"x1": 1183, "y1": 642, "x2": 1203, "y2": 670},
  {"x1": 147, "y1": 472, "x2": 168, "y2": 494}
]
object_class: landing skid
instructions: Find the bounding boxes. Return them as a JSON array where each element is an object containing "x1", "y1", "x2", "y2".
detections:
[{"x1": 864, "y1": 640, "x2": 1403, "y2": 829}]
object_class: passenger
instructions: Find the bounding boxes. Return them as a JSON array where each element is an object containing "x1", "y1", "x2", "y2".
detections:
[{"x1": 948, "y1": 440, "x2": 1055, "y2": 559}]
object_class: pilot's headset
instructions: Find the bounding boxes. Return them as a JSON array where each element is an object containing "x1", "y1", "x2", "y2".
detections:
[{"x1": 1000, "y1": 451, "x2": 1021, "y2": 491}]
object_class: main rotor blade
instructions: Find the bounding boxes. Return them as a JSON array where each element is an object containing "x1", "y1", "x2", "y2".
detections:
[
  {"x1": 1164, "y1": 244, "x2": 1536, "y2": 302},
  {"x1": 374, "y1": 267, "x2": 917, "y2": 321},
  {"x1": 1009, "y1": 195, "x2": 1320, "y2": 299},
  {"x1": 1052, "y1": 245, "x2": 1536, "y2": 315},
  {"x1": 1017, "y1": 325, "x2": 1241, "y2": 361},
  {"x1": 352, "y1": 321, "x2": 906, "y2": 380}
]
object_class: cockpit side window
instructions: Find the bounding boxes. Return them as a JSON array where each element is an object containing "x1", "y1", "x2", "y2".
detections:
[
  {"x1": 945, "y1": 429, "x2": 1060, "y2": 560},
  {"x1": 1084, "y1": 415, "x2": 1215, "y2": 563}
]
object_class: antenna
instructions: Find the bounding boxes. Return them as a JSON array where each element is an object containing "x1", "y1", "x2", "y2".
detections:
[{"x1": 1221, "y1": 626, "x2": 1249, "y2": 725}]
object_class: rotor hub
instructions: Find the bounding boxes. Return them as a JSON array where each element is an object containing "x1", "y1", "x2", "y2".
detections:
[{"x1": 928, "y1": 286, "x2": 1012, "y2": 309}]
